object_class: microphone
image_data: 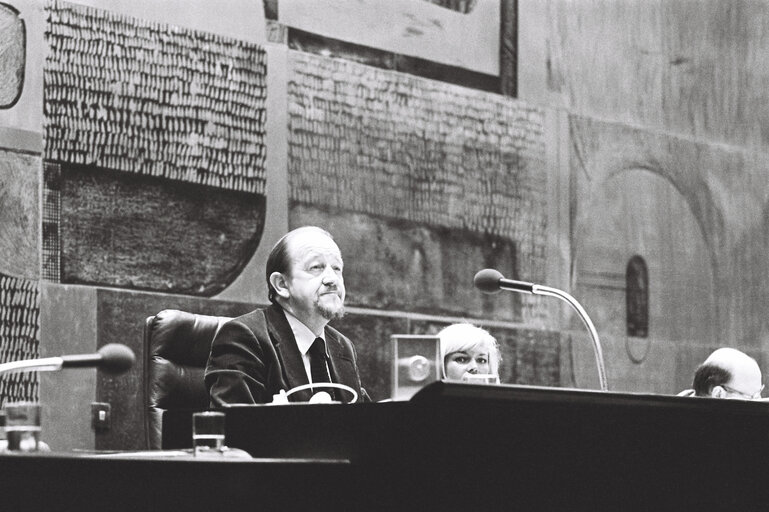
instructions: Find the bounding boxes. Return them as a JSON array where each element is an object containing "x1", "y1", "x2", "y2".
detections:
[
  {"x1": 0, "y1": 343, "x2": 135, "y2": 376},
  {"x1": 474, "y1": 268, "x2": 535, "y2": 294},
  {"x1": 474, "y1": 269, "x2": 608, "y2": 391}
]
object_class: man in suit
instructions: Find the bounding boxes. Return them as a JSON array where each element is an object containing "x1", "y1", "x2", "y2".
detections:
[
  {"x1": 205, "y1": 226, "x2": 367, "y2": 404},
  {"x1": 687, "y1": 348, "x2": 764, "y2": 399}
]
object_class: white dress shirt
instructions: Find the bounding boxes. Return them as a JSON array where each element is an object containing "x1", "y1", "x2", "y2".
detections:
[{"x1": 283, "y1": 310, "x2": 329, "y2": 383}]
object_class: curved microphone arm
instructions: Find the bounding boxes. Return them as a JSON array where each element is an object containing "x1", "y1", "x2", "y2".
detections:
[
  {"x1": 531, "y1": 284, "x2": 607, "y2": 392},
  {"x1": 0, "y1": 357, "x2": 63, "y2": 375},
  {"x1": 474, "y1": 268, "x2": 608, "y2": 391}
]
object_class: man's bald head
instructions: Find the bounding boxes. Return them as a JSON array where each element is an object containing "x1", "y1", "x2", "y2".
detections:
[{"x1": 693, "y1": 348, "x2": 763, "y2": 399}]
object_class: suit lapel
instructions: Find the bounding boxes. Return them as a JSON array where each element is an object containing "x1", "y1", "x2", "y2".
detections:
[
  {"x1": 265, "y1": 304, "x2": 312, "y2": 402},
  {"x1": 325, "y1": 328, "x2": 358, "y2": 398}
]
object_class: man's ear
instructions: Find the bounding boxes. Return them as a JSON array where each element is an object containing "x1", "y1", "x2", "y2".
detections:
[
  {"x1": 711, "y1": 386, "x2": 726, "y2": 398},
  {"x1": 269, "y1": 272, "x2": 290, "y2": 300}
]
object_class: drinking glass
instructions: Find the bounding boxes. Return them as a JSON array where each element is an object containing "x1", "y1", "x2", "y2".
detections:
[
  {"x1": 5, "y1": 402, "x2": 42, "y2": 452},
  {"x1": 192, "y1": 411, "x2": 225, "y2": 456},
  {"x1": 462, "y1": 373, "x2": 500, "y2": 385}
]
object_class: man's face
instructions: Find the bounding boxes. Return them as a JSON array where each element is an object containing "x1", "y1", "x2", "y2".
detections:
[
  {"x1": 720, "y1": 363, "x2": 764, "y2": 400},
  {"x1": 283, "y1": 230, "x2": 345, "y2": 323}
]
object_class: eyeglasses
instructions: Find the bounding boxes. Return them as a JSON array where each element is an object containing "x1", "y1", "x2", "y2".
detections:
[{"x1": 718, "y1": 384, "x2": 764, "y2": 400}]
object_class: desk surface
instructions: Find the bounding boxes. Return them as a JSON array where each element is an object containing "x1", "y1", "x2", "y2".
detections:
[{"x1": 0, "y1": 451, "x2": 353, "y2": 511}]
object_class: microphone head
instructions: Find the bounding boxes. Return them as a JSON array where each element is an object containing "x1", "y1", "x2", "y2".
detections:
[
  {"x1": 97, "y1": 344, "x2": 135, "y2": 374},
  {"x1": 474, "y1": 268, "x2": 505, "y2": 294}
]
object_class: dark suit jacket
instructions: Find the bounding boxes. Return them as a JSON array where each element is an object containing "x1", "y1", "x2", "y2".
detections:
[{"x1": 205, "y1": 303, "x2": 366, "y2": 405}]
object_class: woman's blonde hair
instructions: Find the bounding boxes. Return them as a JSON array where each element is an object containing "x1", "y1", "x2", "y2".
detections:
[{"x1": 437, "y1": 323, "x2": 501, "y2": 378}]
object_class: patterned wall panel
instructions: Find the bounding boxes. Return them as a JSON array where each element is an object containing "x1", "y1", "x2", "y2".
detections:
[
  {"x1": 288, "y1": 52, "x2": 548, "y2": 319},
  {"x1": 0, "y1": 274, "x2": 39, "y2": 405},
  {"x1": 41, "y1": 0, "x2": 270, "y2": 294},
  {"x1": 43, "y1": 0, "x2": 267, "y2": 193},
  {"x1": 288, "y1": 51, "x2": 545, "y2": 250},
  {"x1": 42, "y1": 162, "x2": 60, "y2": 282}
]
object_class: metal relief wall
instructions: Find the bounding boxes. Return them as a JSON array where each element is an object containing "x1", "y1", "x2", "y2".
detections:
[
  {"x1": 44, "y1": 1, "x2": 267, "y2": 191},
  {"x1": 0, "y1": 276, "x2": 39, "y2": 404},
  {"x1": 287, "y1": 51, "x2": 551, "y2": 324},
  {"x1": 43, "y1": 0, "x2": 269, "y2": 295}
]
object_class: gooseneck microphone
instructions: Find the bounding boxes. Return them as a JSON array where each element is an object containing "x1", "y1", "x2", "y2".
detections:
[
  {"x1": 0, "y1": 343, "x2": 135, "y2": 376},
  {"x1": 474, "y1": 269, "x2": 608, "y2": 391}
]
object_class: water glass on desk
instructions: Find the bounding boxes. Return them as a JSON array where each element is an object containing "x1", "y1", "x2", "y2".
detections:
[
  {"x1": 462, "y1": 373, "x2": 500, "y2": 385},
  {"x1": 192, "y1": 411, "x2": 225, "y2": 456},
  {"x1": 5, "y1": 402, "x2": 42, "y2": 452}
]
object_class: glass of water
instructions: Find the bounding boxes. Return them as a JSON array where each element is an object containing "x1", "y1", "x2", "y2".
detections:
[
  {"x1": 5, "y1": 402, "x2": 42, "y2": 452},
  {"x1": 192, "y1": 411, "x2": 225, "y2": 456},
  {"x1": 462, "y1": 373, "x2": 500, "y2": 385}
]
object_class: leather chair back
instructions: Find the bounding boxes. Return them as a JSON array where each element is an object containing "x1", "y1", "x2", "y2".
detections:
[{"x1": 144, "y1": 309, "x2": 230, "y2": 449}]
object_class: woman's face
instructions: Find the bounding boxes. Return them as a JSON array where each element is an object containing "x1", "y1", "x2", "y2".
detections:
[{"x1": 444, "y1": 344, "x2": 492, "y2": 381}]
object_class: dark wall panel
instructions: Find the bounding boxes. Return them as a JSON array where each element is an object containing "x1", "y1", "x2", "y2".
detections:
[
  {"x1": 292, "y1": 205, "x2": 524, "y2": 321},
  {"x1": 60, "y1": 166, "x2": 265, "y2": 295}
]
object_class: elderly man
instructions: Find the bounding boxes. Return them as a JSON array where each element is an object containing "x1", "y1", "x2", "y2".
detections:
[
  {"x1": 205, "y1": 226, "x2": 367, "y2": 405},
  {"x1": 687, "y1": 348, "x2": 764, "y2": 399}
]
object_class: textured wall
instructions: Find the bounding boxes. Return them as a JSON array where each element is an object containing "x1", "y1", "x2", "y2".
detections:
[
  {"x1": 519, "y1": 0, "x2": 769, "y2": 393},
  {"x1": 0, "y1": 150, "x2": 40, "y2": 406},
  {"x1": 0, "y1": 274, "x2": 39, "y2": 404},
  {"x1": 44, "y1": 0, "x2": 268, "y2": 192},
  {"x1": 42, "y1": 1, "x2": 270, "y2": 295},
  {"x1": 287, "y1": 51, "x2": 552, "y2": 325},
  {"x1": 521, "y1": 0, "x2": 769, "y2": 152},
  {"x1": 57, "y1": 165, "x2": 265, "y2": 295}
]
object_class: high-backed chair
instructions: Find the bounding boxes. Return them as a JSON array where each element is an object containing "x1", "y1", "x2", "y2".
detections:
[{"x1": 144, "y1": 309, "x2": 230, "y2": 449}]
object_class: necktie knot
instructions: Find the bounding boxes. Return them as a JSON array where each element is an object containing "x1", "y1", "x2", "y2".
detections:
[{"x1": 310, "y1": 337, "x2": 327, "y2": 359}]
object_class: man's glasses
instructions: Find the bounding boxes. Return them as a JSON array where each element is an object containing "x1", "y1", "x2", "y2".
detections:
[{"x1": 719, "y1": 384, "x2": 764, "y2": 400}]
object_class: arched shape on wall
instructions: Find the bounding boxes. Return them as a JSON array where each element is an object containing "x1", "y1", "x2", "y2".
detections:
[
  {"x1": 0, "y1": 2, "x2": 26, "y2": 108},
  {"x1": 626, "y1": 255, "x2": 648, "y2": 338},
  {"x1": 573, "y1": 167, "x2": 718, "y2": 355}
]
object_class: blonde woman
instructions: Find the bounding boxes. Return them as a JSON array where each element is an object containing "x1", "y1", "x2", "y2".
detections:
[{"x1": 438, "y1": 323, "x2": 501, "y2": 382}]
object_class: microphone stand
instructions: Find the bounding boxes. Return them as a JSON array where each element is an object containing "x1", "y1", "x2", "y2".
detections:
[
  {"x1": 529, "y1": 283, "x2": 608, "y2": 392},
  {"x1": 0, "y1": 358, "x2": 63, "y2": 375},
  {"x1": 475, "y1": 269, "x2": 608, "y2": 391}
]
